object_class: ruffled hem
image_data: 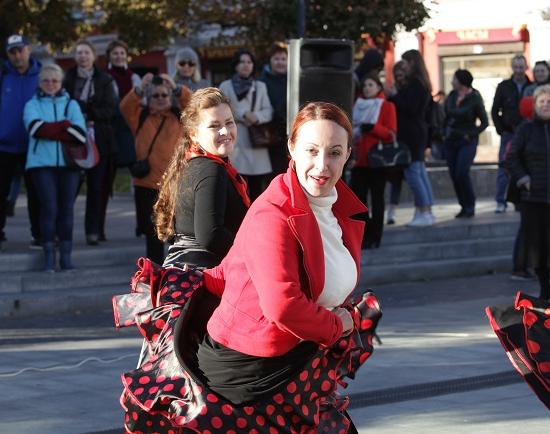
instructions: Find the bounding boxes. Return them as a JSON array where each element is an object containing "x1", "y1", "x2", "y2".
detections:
[
  {"x1": 113, "y1": 257, "x2": 382, "y2": 433},
  {"x1": 486, "y1": 292, "x2": 550, "y2": 410}
]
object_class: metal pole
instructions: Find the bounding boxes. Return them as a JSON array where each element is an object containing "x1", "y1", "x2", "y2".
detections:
[{"x1": 297, "y1": 0, "x2": 305, "y2": 38}]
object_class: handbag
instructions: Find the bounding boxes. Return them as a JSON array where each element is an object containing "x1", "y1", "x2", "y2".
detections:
[
  {"x1": 367, "y1": 132, "x2": 411, "y2": 169},
  {"x1": 129, "y1": 115, "x2": 167, "y2": 178},
  {"x1": 248, "y1": 84, "x2": 279, "y2": 149},
  {"x1": 62, "y1": 126, "x2": 100, "y2": 170},
  {"x1": 61, "y1": 100, "x2": 100, "y2": 169}
]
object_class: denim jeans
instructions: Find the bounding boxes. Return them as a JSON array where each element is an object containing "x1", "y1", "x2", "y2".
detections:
[
  {"x1": 445, "y1": 136, "x2": 478, "y2": 213},
  {"x1": 496, "y1": 131, "x2": 513, "y2": 205},
  {"x1": 30, "y1": 167, "x2": 80, "y2": 243},
  {"x1": 404, "y1": 161, "x2": 434, "y2": 207}
]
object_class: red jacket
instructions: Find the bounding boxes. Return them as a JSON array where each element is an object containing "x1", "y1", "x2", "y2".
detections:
[
  {"x1": 354, "y1": 94, "x2": 397, "y2": 168},
  {"x1": 203, "y1": 164, "x2": 367, "y2": 357}
]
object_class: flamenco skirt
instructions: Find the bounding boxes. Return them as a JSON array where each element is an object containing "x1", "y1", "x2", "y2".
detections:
[
  {"x1": 113, "y1": 258, "x2": 382, "y2": 433},
  {"x1": 486, "y1": 292, "x2": 550, "y2": 410}
]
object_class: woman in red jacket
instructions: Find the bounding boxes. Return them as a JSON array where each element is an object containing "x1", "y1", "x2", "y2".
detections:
[
  {"x1": 351, "y1": 72, "x2": 397, "y2": 248},
  {"x1": 115, "y1": 102, "x2": 381, "y2": 433}
]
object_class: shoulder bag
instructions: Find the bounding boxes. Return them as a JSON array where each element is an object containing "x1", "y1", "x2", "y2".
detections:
[
  {"x1": 61, "y1": 100, "x2": 100, "y2": 170},
  {"x1": 248, "y1": 83, "x2": 279, "y2": 149},
  {"x1": 367, "y1": 132, "x2": 411, "y2": 169},
  {"x1": 129, "y1": 115, "x2": 167, "y2": 178}
]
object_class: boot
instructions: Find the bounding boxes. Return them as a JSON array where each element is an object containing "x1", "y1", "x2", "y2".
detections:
[
  {"x1": 43, "y1": 242, "x2": 56, "y2": 273},
  {"x1": 59, "y1": 240, "x2": 75, "y2": 271},
  {"x1": 536, "y1": 268, "x2": 550, "y2": 300}
]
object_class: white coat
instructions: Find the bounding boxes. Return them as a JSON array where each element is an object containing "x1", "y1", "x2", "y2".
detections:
[{"x1": 219, "y1": 79, "x2": 273, "y2": 175}]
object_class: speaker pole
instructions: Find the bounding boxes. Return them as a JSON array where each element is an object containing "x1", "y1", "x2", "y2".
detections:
[{"x1": 297, "y1": 0, "x2": 306, "y2": 38}]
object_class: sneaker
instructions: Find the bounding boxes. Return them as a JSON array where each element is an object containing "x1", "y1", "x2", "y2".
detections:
[
  {"x1": 510, "y1": 271, "x2": 537, "y2": 281},
  {"x1": 387, "y1": 209, "x2": 395, "y2": 225},
  {"x1": 495, "y1": 203, "x2": 506, "y2": 214},
  {"x1": 407, "y1": 212, "x2": 434, "y2": 227},
  {"x1": 29, "y1": 238, "x2": 42, "y2": 250}
]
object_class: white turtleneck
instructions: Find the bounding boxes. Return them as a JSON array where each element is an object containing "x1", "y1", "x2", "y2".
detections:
[{"x1": 306, "y1": 188, "x2": 357, "y2": 309}]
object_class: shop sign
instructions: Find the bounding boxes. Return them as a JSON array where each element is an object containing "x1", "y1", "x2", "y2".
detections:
[{"x1": 434, "y1": 27, "x2": 528, "y2": 45}]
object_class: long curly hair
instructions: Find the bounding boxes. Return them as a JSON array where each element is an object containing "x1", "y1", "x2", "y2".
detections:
[{"x1": 154, "y1": 87, "x2": 232, "y2": 241}]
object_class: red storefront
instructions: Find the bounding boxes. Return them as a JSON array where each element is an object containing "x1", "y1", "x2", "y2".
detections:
[{"x1": 420, "y1": 26, "x2": 530, "y2": 156}]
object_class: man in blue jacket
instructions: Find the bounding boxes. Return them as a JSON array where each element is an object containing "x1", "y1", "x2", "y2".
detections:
[{"x1": 0, "y1": 34, "x2": 41, "y2": 250}]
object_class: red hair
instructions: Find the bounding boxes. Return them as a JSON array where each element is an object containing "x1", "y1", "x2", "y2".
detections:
[{"x1": 288, "y1": 102, "x2": 352, "y2": 149}]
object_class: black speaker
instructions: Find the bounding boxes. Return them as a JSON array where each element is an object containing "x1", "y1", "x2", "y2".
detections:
[{"x1": 287, "y1": 38, "x2": 354, "y2": 132}]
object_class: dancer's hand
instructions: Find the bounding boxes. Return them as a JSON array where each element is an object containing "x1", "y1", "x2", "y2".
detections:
[{"x1": 334, "y1": 307, "x2": 354, "y2": 336}]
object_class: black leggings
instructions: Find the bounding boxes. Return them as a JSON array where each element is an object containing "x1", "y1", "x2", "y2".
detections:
[
  {"x1": 350, "y1": 167, "x2": 386, "y2": 248},
  {"x1": 134, "y1": 186, "x2": 164, "y2": 265}
]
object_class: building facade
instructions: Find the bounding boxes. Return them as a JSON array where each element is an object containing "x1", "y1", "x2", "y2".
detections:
[{"x1": 395, "y1": 0, "x2": 550, "y2": 161}]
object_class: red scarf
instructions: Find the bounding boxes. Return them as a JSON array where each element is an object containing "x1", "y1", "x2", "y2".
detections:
[{"x1": 189, "y1": 146, "x2": 251, "y2": 208}]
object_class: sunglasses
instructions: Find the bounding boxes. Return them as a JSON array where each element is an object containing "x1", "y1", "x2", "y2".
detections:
[
  {"x1": 151, "y1": 93, "x2": 169, "y2": 99},
  {"x1": 178, "y1": 60, "x2": 196, "y2": 67}
]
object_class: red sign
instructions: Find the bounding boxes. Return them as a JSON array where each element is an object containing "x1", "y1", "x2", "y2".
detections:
[{"x1": 434, "y1": 27, "x2": 529, "y2": 45}]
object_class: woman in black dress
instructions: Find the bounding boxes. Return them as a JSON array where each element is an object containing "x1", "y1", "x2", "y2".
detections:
[{"x1": 154, "y1": 87, "x2": 249, "y2": 269}]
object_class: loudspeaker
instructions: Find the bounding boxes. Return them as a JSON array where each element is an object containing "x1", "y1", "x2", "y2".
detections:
[{"x1": 287, "y1": 38, "x2": 354, "y2": 132}]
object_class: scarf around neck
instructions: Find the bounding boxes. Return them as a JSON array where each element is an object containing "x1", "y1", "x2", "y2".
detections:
[
  {"x1": 231, "y1": 74, "x2": 254, "y2": 101},
  {"x1": 108, "y1": 64, "x2": 134, "y2": 99},
  {"x1": 189, "y1": 146, "x2": 251, "y2": 208},
  {"x1": 77, "y1": 66, "x2": 95, "y2": 102}
]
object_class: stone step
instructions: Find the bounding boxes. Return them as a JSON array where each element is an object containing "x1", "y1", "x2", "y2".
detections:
[
  {"x1": 0, "y1": 244, "x2": 144, "y2": 273},
  {"x1": 381, "y1": 219, "x2": 519, "y2": 246},
  {"x1": 360, "y1": 254, "x2": 511, "y2": 286},
  {"x1": 362, "y1": 237, "x2": 515, "y2": 266},
  {"x1": 0, "y1": 284, "x2": 126, "y2": 318},
  {"x1": 0, "y1": 264, "x2": 137, "y2": 294}
]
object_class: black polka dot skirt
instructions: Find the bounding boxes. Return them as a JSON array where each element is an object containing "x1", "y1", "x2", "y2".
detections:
[{"x1": 113, "y1": 258, "x2": 382, "y2": 433}]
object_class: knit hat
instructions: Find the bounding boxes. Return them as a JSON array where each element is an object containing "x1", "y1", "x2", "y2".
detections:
[
  {"x1": 454, "y1": 69, "x2": 473, "y2": 88},
  {"x1": 175, "y1": 47, "x2": 199, "y2": 65}
]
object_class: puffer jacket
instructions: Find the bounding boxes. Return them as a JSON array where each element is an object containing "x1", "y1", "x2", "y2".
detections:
[
  {"x1": 507, "y1": 117, "x2": 550, "y2": 204},
  {"x1": 23, "y1": 89, "x2": 86, "y2": 169}
]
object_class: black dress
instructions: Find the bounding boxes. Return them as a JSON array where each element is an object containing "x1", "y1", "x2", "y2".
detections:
[{"x1": 163, "y1": 157, "x2": 248, "y2": 269}]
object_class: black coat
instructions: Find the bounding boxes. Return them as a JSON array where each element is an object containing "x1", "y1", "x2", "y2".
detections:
[
  {"x1": 507, "y1": 118, "x2": 550, "y2": 204},
  {"x1": 63, "y1": 65, "x2": 117, "y2": 157},
  {"x1": 491, "y1": 75, "x2": 531, "y2": 135},
  {"x1": 389, "y1": 78, "x2": 431, "y2": 162}
]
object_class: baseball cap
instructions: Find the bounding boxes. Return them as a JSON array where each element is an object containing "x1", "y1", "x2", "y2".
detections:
[{"x1": 6, "y1": 34, "x2": 29, "y2": 51}]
